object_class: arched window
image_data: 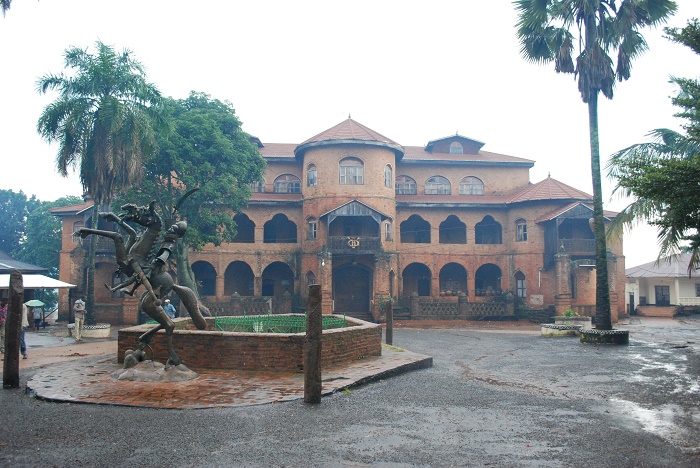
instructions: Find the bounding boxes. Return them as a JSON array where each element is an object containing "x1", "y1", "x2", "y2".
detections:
[
  {"x1": 307, "y1": 164, "x2": 317, "y2": 187},
  {"x1": 459, "y1": 176, "x2": 484, "y2": 195},
  {"x1": 400, "y1": 215, "x2": 431, "y2": 243},
  {"x1": 72, "y1": 221, "x2": 84, "y2": 242},
  {"x1": 425, "y1": 176, "x2": 451, "y2": 195},
  {"x1": 384, "y1": 165, "x2": 393, "y2": 188},
  {"x1": 515, "y1": 271, "x2": 527, "y2": 298},
  {"x1": 395, "y1": 175, "x2": 417, "y2": 195},
  {"x1": 516, "y1": 218, "x2": 528, "y2": 242},
  {"x1": 274, "y1": 174, "x2": 301, "y2": 193},
  {"x1": 450, "y1": 141, "x2": 464, "y2": 154},
  {"x1": 339, "y1": 157, "x2": 364, "y2": 185},
  {"x1": 306, "y1": 217, "x2": 317, "y2": 240},
  {"x1": 232, "y1": 213, "x2": 255, "y2": 243},
  {"x1": 250, "y1": 179, "x2": 265, "y2": 193}
]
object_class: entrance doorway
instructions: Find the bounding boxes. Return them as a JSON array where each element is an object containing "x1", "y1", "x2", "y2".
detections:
[
  {"x1": 333, "y1": 263, "x2": 372, "y2": 316},
  {"x1": 655, "y1": 285, "x2": 670, "y2": 306}
]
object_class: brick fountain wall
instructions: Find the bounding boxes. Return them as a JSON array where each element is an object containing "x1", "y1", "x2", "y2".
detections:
[{"x1": 117, "y1": 315, "x2": 382, "y2": 372}]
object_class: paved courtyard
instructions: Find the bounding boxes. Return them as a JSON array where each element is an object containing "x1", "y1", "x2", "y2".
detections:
[{"x1": 2, "y1": 316, "x2": 700, "y2": 467}]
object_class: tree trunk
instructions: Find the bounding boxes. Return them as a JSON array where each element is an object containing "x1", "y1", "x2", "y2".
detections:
[{"x1": 587, "y1": 93, "x2": 613, "y2": 330}]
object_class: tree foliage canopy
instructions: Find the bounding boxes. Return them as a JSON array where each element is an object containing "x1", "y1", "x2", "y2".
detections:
[
  {"x1": 0, "y1": 190, "x2": 40, "y2": 255},
  {"x1": 608, "y1": 18, "x2": 700, "y2": 269},
  {"x1": 118, "y1": 91, "x2": 266, "y2": 250}
]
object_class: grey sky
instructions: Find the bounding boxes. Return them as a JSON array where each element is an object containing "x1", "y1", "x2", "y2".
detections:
[{"x1": 1, "y1": 0, "x2": 698, "y2": 267}]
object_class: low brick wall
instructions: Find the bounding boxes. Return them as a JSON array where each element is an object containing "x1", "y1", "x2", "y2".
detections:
[
  {"x1": 117, "y1": 315, "x2": 382, "y2": 372},
  {"x1": 637, "y1": 306, "x2": 677, "y2": 318}
]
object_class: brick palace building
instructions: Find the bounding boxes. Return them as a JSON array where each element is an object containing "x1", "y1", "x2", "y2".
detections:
[{"x1": 52, "y1": 118, "x2": 624, "y2": 324}]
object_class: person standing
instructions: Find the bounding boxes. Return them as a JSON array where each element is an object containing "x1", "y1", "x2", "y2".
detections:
[
  {"x1": 73, "y1": 297, "x2": 86, "y2": 342},
  {"x1": 20, "y1": 303, "x2": 28, "y2": 359},
  {"x1": 163, "y1": 299, "x2": 177, "y2": 320},
  {"x1": 32, "y1": 306, "x2": 42, "y2": 331}
]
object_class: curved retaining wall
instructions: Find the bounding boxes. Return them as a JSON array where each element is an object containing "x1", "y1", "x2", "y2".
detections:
[{"x1": 117, "y1": 315, "x2": 382, "y2": 372}]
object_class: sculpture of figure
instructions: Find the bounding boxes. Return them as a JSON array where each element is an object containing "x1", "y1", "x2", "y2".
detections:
[{"x1": 75, "y1": 201, "x2": 208, "y2": 368}]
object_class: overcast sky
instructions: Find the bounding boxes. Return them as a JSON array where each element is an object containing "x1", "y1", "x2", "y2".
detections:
[{"x1": 1, "y1": 0, "x2": 699, "y2": 268}]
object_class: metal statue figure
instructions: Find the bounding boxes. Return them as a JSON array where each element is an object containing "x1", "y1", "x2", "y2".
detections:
[{"x1": 75, "y1": 200, "x2": 208, "y2": 368}]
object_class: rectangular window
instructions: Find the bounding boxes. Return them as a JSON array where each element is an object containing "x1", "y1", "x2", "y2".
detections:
[
  {"x1": 385, "y1": 222, "x2": 392, "y2": 241},
  {"x1": 340, "y1": 166, "x2": 363, "y2": 185},
  {"x1": 696, "y1": 283, "x2": 700, "y2": 297},
  {"x1": 517, "y1": 278, "x2": 526, "y2": 298},
  {"x1": 516, "y1": 223, "x2": 528, "y2": 242},
  {"x1": 306, "y1": 222, "x2": 317, "y2": 240}
]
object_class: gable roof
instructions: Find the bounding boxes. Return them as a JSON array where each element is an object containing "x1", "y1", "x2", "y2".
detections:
[
  {"x1": 626, "y1": 253, "x2": 699, "y2": 278},
  {"x1": 294, "y1": 118, "x2": 404, "y2": 159},
  {"x1": 49, "y1": 201, "x2": 93, "y2": 217},
  {"x1": 425, "y1": 134, "x2": 485, "y2": 153}
]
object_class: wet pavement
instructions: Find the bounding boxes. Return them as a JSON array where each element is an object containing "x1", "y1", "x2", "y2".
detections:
[{"x1": 2, "y1": 316, "x2": 700, "y2": 467}]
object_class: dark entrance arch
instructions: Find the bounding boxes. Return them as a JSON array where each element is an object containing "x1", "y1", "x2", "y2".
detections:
[
  {"x1": 333, "y1": 263, "x2": 372, "y2": 314},
  {"x1": 192, "y1": 261, "x2": 216, "y2": 296},
  {"x1": 261, "y1": 262, "x2": 294, "y2": 297},
  {"x1": 403, "y1": 263, "x2": 431, "y2": 296}
]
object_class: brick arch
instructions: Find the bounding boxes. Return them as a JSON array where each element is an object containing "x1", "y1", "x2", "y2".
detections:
[
  {"x1": 439, "y1": 215, "x2": 466, "y2": 244},
  {"x1": 264, "y1": 213, "x2": 297, "y2": 243},
  {"x1": 232, "y1": 213, "x2": 255, "y2": 243},
  {"x1": 402, "y1": 262, "x2": 431, "y2": 297},
  {"x1": 475, "y1": 263, "x2": 502, "y2": 296},
  {"x1": 475, "y1": 215, "x2": 502, "y2": 244},
  {"x1": 400, "y1": 215, "x2": 431, "y2": 243},
  {"x1": 262, "y1": 261, "x2": 294, "y2": 297},
  {"x1": 439, "y1": 262, "x2": 467, "y2": 295},
  {"x1": 192, "y1": 260, "x2": 217, "y2": 297},
  {"x1": 224, "y1": 261, "x2": 254, "y2": 296}
]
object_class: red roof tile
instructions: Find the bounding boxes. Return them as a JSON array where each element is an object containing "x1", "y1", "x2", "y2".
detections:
[
  {"x1": 507, "y1": 177, "x2": 592, "y2": 203},
  {"x1": 300, "y1": 118, "x2": 400, "y2": 146}
]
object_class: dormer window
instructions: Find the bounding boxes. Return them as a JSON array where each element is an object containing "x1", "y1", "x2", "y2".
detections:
[{"x1": 450, "y1": 142, "x2": 464, "y2": 154}]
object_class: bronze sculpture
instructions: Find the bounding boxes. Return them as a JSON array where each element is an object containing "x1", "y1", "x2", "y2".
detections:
[{"x1": 75, "y1": 201, "x2": 208, "y2": 368}]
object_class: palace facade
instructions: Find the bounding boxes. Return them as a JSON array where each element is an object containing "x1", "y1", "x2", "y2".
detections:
[{"x1": 53, "y1": 118, "x2": 625, "y2": 323}]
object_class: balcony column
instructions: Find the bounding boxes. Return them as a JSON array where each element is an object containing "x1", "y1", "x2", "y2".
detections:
[
  {"x1": 554, "y1": 247, "x2": 572, "y2": 315},
  {"x1": 319, "y1": 251, "x2": 333, "y2": 315}
]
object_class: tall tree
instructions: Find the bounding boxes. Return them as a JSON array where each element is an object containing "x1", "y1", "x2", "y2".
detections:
[
  {"x1": 515, "y1": 0, "x2": 677, "y2": 330},
  {"x1": 0, "y1": 190, "x2": 40, "y2": 255},
  {"x1": 608, "y1": 19, "x2": 700, "y2": 270},
  {"x1": 37, "y1": 41, "x2": 163, "y2": 324},
  {"x1": 118, "y1": 92, "x2": 265, "y2": 298}
]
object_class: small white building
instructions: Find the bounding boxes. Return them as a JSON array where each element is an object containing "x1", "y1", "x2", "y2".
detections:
[{"x1": 626, "y1": 253, "x2": 700, "y2": 317}]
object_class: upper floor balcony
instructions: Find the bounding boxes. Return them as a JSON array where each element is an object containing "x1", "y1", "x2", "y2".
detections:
[{"x1": 560, "y1": 238, "x2": 596, "y2": 256}]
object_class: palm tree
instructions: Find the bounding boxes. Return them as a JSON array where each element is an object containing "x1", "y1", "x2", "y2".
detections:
[
  {"x1": 37, "y1": 41, "x2": 162, "y2": 324},
  {"x1": 515, "y1": 0, "x2": 677, "y2": 330},
  {"x1": 1, "y1": 0, "x2": 11, "y2": 16}
]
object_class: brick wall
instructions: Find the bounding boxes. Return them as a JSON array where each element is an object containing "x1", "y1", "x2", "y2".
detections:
[{"x1": 117, "y1": 315, "x2": 381, "y2": 371}]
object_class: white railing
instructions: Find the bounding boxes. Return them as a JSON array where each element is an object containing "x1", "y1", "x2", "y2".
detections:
[{"x1": 679, "y1": 297, "x2": 700, "y2": 306}]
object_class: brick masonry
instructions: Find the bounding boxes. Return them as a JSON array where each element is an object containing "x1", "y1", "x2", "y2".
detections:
[{"x1": 117, "y1": 316, "x2": 382, "y2": 372}]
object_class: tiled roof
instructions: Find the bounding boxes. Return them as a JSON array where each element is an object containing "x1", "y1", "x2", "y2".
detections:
[
  {"x1": 626, "y1": 253, "x2": 699, "y2": 278},
  {"x1": 300, "y1": 118, "x2": 400, "y2": 146},
  {"x1": 507, "y1": 177, "x2": 592, "y2": 204},
  {"x1": 401, "y1": 146, "x2": 534, "y2": 164},
  {"x1": 49, "y1": 201, "x2": 93, "y2": 216},
  {"x1": 259, "y1": 143, "x2": 296, "y2": 158}
]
